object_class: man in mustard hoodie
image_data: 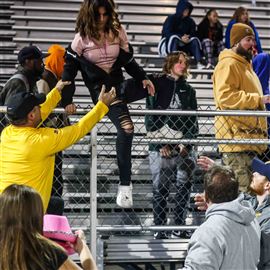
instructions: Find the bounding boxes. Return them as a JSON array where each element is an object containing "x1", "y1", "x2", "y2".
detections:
[
  {"x1": 213, "y1": 23, "x2": 270, "y2": 192},
  {"x1": 0, "y1": 81, "x2": 115, "y2": 211}
]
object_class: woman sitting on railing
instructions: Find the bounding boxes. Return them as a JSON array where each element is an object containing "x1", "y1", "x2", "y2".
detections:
[{"x1": 62, "y1": 0, "x2": 155, "y2": 209}]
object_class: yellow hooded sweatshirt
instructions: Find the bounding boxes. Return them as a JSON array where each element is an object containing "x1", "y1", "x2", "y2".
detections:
[{"x1": 213, "y1": 49, "x2": 267, "y2": 154}]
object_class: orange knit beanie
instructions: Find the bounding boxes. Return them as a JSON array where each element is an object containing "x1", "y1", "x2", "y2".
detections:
[{"x1": 45, "y1": 44, "x2": 65, "y2": 79}]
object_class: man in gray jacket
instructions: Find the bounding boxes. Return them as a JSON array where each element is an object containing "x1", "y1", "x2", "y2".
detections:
[
  {"x1": 181, "y1": 165, "x2": 260, "y2": 270},
  {"x1": 248, "y1": 158, "x2": 270, "y2": 269}
]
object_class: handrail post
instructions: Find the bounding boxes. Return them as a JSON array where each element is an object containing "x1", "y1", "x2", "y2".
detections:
[{"x1": 90, "y1": 126, "x2": 98, "y2": 262}]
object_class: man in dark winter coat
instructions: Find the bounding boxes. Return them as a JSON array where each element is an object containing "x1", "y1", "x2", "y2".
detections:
[{"x1": 0, "y1": 46, "x2": 48, "y2": 131}]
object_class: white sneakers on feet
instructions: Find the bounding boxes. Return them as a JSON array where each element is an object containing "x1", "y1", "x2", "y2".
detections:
[
  {"x1": 196, "y1": 62, "x2": 205, "y2": 69},
  {"x1": 146, "y1": 125, "x2": 183, "y2": 139},
  {"x1": 116, "y1": 184, "x2": 133, "y2": 208}
]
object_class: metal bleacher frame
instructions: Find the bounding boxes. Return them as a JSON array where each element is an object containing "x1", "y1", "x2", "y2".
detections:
[{"x1": 2, "y1": 0, "x2": 270, "y2": 268}]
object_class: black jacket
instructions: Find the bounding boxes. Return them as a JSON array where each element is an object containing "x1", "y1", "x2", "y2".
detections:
[
  {"x1": 145, "y1": 74, "x2": 198, "y2": 152},
  {"x1": 0, "y1": 66, "x2": 40, "y2": 132},
  {"x1": 0, "y1": 66, "x2": 39, "y2": 106},
  {"x1": 62, "y1": 44, "x2": 148, "y2": 105},
  {"x1": 197, "y1": 19, "x2": 223, "y2": 42},
  {"x1": 161, "y1": 1, "x2": 196, "y2": 39}
]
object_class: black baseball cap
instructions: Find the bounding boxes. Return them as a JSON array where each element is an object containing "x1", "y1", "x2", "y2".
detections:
[
  {"x1": 251, "y1": 158, "x2": 270, "y2": 181},
  {"x1": 6, "y1": 92, "x2": 46, "y2": 121},
  {"x1": 18, "y1": 46, "x2": 50, "y2": 64}
]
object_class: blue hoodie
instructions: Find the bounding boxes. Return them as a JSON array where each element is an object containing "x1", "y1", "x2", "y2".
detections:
[
  {"x1": 225, "y1": 19, "x2": 262, "y2": 53},
  {"x1": 161, "y1": 0, "x2": 196, "y2": 39},
  {"x1": 253, "y1": 53, "x2": 270, "y2": 137}
]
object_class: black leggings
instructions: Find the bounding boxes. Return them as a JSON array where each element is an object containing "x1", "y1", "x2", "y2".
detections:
[
  {"x1": 107, "y1": 102, "x2": 134, "y2": 186},
  {"x1": 106, "y1": 79, "x2": 148, "y2": 185}
]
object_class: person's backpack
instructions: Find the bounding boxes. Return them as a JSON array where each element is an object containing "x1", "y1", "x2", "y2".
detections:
[
  {"x1": 0, "y1": 73, "x2": 30, "y2": 132},
  {"x1": 0, "y1": 73, "x2": 30, "y2": 106}
]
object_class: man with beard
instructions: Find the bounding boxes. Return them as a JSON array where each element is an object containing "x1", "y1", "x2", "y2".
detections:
[
  {"x1": 0, "y1": 46, "x2": 48, "y2": 132},
  {"x1": 213, "y1": 23, "x2": 270, "y2": 192},
  {"x1": 195, "y1": 156, "x2": 270, "y2": 269}
]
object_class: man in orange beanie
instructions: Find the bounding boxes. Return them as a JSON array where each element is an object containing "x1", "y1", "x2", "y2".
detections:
[{"x1": 212, "y1": 23, "x2": 270, "y2": 192}]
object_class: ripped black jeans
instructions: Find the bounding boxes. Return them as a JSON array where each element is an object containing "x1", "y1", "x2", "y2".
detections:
[{"x1": 107, "y1": 102, "x2": 134, "y2": 186}]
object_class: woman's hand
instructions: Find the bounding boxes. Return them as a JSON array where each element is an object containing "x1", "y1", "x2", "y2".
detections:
[
  {"x1": 142, "y1": 79, "x2": 155, "y2": 96},
  {"x1": 73, "y1": 230, "x2": 86, "y2": 255}
]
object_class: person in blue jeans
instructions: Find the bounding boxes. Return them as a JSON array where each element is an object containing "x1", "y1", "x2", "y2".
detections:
[
  {"x1": 158, "y1": 0, "x2": 202, "y2": 68},
  {"x1": 145, "y1": 52, "x2": 198, "y2": 239}
]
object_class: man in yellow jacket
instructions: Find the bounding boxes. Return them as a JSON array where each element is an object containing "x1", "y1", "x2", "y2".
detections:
[
  {"x1": 213, "y1": 23, "x2": 270, "y2": 192},
  {"x1": 0, "y1": 80, "x2": 116, "y2": 211}
]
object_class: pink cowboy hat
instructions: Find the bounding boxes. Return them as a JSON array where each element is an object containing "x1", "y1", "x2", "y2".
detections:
[{"x1": 43, "y1": 214, "x2": 77, "y2": 243}]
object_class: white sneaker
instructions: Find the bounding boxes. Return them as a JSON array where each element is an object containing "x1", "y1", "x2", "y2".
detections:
[
  {"x1": 146, "y1": 125, "x2": 183, "y2": 139},
  {"x1": 116, "y1": 184, "x2": 133, "y2": 208},
  {"x1": 196, "y1": 62, "x2": 205, "y2": 69}
]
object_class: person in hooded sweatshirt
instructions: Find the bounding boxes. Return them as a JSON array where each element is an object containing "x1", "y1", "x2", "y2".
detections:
[
  {"x1": 158, "y1": 0, "x2": 203, "y2": 68},
  {"x1": 180, "y1": 165, "x2": 260, "y2": 270},
  {"x1": 213, "y1": 23, "x2": 270, "y2": 193},
  {"x1": 253, "y1": 53, "x2": 270, "y2": 140}
]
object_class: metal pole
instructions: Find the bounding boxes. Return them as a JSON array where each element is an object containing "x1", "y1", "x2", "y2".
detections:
[{"x1": 90, "y1": 126, "x2": 98, "y2": 262}]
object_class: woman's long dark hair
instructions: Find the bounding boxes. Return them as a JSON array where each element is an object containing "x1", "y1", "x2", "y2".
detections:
[
  {"x1": 231, "y1": 6, "x2": 250, "y2": 24},
  {"x1": 0, "y1": 184, "x2": 61, "y2": 270},
  {"x1": 75, "y1": 0, "x2": 121, "y2": 40},
  {"x1": 201, "y1": 8, "x2": 217, "y2": 25}
]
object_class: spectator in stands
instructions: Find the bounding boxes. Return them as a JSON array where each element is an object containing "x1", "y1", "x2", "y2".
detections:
[
  {"x1": 197, "y1": 9, "x2": 224, "y2": 69},
  {"x1": 62, "y1": 0, "x2": 155, "y2": 209},
  {"x1": 158, "y1": 0, "x2": 203, "y2": 69},
  {"x1": 0, "y1": 184, "x2": 97, "y2": 270},
  {"x1": 0, "y1": 46, "x2": 49, "y2": 132},
  {"x1": 144, "y1": 52, "x2": 197, "y2": 239},
  {"x1": 225, "y1": 6, "x2": 262, "y2": 54},
  {"x1": 213, "y1": 23, "x2": 270, "y2": 192},
  {"x1": 196, "y1": 156, "x2": 270, "y2": 269},
  {"x1": 180, "y1": 165, "x2": 261, "y2": 270},
  {"x1": 37, "y1": 44, "x2": 76, "y2": 204},
  {"x1": 0, "y1": 80, "x2": 115, "y2": 212},
  {"x1": 253, "y1": 53, "x2": 270, "y2": 136}
]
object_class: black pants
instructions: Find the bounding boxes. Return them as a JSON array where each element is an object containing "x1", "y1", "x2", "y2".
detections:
[
  {"x1": 106, "y1": 79, "x2": 148, "y2": 186},
  {"x1": 51, "y1": 151, "x2": 64, "y2": 197}
]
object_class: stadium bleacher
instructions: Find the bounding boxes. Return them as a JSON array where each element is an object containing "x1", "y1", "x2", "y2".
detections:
[{"x1": 1, "y1": 0, "x2": 270, "y2": 268}]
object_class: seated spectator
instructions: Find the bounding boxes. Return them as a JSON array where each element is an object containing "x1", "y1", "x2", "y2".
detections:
[
  {"x1": 0, "y1": 81, "x2": 115, "y2": 212},
  {"x1": 158, "y1": 0, "x2": 203, "y2": 68},
  {"x1": 145, "y1": 51, "x2": 198, "y2": 239},
  {"x1": 197, "y1": 9, "x2": 224, "y2": 69},
  {"x1": 180, "y1": 165, "x2": 261, "y2": 269},
  {"x1": 225, "y1": 6, "x2": 262, "y2": 54},
  {"x1": 0, "y1": 184, "x2": 97, "y2": 270}
]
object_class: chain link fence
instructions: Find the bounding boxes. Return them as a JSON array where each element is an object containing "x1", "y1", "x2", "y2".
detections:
[{"x1": 1, "y1": 106, "x2": 270, "y2": 250}]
